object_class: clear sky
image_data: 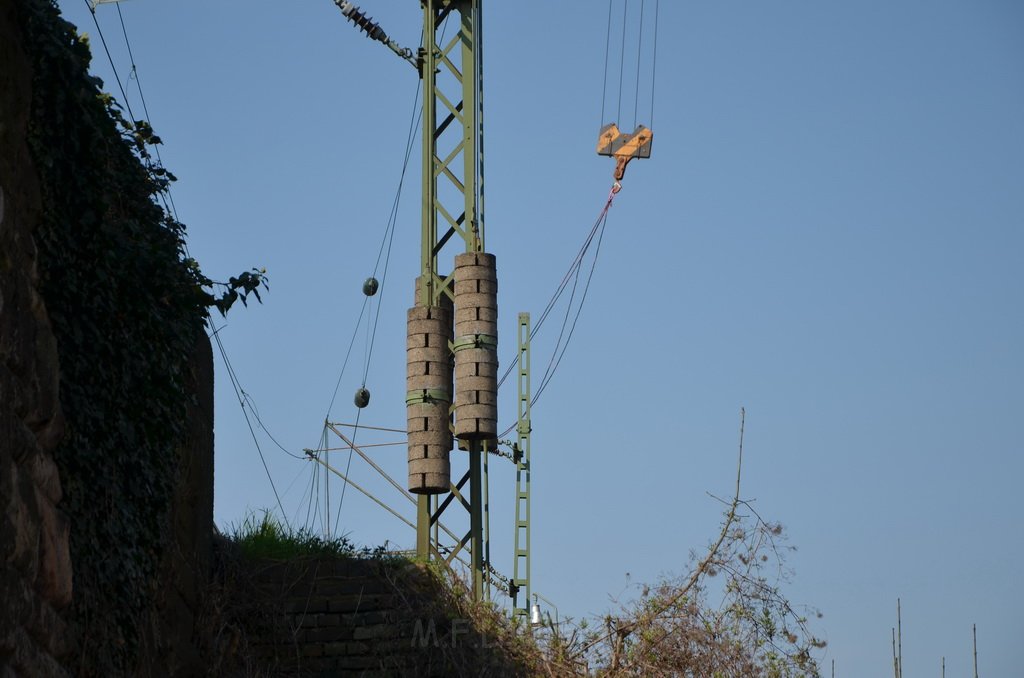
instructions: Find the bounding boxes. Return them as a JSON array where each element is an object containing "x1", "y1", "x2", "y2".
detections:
[{"x1": 57, "y1": 1, "x2": 1022, "y2": 674}]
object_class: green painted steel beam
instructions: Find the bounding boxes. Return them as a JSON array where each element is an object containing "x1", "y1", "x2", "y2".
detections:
[
  {"x1": 416, "y1": 0, "x2": 489, "y2": 604},
  {"x1": 512, "y1": 312, "x2": 532, "y2": 618}
]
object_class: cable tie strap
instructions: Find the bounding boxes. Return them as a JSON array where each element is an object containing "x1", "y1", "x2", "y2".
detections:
[
  {"x1": 406, "y1": 388, "x2": 451, "y2": 406},
  {"x1": 451, "y1": 334, "x2": 498, "y2": 353}
]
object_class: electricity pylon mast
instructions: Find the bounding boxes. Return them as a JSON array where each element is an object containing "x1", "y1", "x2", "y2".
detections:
[
  {"x1": 512, "y1": 312, "x2": 532, "y2": 618},
  {"x1": 416, "y1": 0, "x2": 488, "y2": 601},
  {"x1": 334, "y1": 0, "x2": 491, "y2": 603}
]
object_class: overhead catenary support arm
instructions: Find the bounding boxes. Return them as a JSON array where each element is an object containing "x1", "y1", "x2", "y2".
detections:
[{"x1": 333, "y1": 1, "x2": 418, "y2": 68}]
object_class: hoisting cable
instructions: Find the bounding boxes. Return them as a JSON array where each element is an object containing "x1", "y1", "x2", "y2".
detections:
[
  {"x1": 596, "y1": 0, "x2": 657, "y2": 188},
  {"x1": 650, "y1": 0, "x2": 660, "y2": 130},
  {"x1": 632, "y1": 0, "x2": 645, "y2": 131},
  {"x1": 496, "y1": 187, "x2": 617, "y2": 439},
  {"x1": 599, "y1": 0, "x2": 614, "y2": 130},
  {"x1": 616, "y1": 0, "x2": 629, "y2": 125},
  {"x1": 495, "y1": 186, "x2": 617, "y2": 391}
]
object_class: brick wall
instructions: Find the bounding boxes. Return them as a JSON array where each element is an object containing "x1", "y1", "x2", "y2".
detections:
[{"x1": 216, "y1": 555, "x2": 531, "y2": 677}]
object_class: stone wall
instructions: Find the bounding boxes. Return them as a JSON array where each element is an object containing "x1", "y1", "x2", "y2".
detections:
[
  {"x1": 143, "y1": 333, "x2": 215, "y2": 676},
  {"x1": 217, "y1": 556, "x2": 532, "y2": 677},
  {"x1": 0, "y1": 1, "x2": 73, "y2": 674}
]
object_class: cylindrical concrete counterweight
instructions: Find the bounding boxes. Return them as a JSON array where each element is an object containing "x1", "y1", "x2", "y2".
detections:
[
  {"x1": 406, "y1": 303, "x2": 453, "y2": 494},
  {"x1": 453, "y1": 252, "x2": 498, "y2": 442}
]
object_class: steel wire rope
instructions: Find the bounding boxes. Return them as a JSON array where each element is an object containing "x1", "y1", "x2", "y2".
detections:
[
  {"x1": 496, "y1": 193, "x2": 615, "y2": 438},
  {"x1": 239, "y1": 393, "x2": 304, "y2": 460},
  {"x1": 494, "y1": 197, "x2": 609, "y2": 390},
  {"x1": 112, "y1": 3, "x2": 181, "y2": 225},
  {"x1": 616, "y1": 0, "x2": 629, "y2": 125},
  {"x1": 330, "y1": 14, "x2": 457, "y2": 535},
  {"x1": 535, "y1": 234, "x2": 588, "y2": 401},
  {"x1": 330, "y1": 71, "x2": 425, "y2": 534},
  {"x1": 82, "y1": 0, "x2": 137, "y2": 126},
  {"x1": 496, "y1": 211, "x2": 611, "y2": 439},
  {"x1": 633, "y1": 0, "x2": 645, "y2": 131},
  {"x1": 599, "y1": 0, "x2": 614, "y2": 127},
  {"x1": 534, "y1": 210, "x2": 610, "y2": 404},
  {"x1": 87, "y1": 0, "x2": 183, "y2": 254},
  {"x1": 650, "y1": 0, "x2": 660, "y2": 130},
  {"x1": 211, "y1": 328, "x2": 291, "y2": 528}
]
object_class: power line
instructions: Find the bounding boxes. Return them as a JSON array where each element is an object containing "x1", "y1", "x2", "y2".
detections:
[
  {"x1": 83, "y1": 0, "x2": 136, "y2": 123},
  {"x1": 211, "y1": 328, "x2": 291, "y2": 529},
  {"x1": 327, "y1": 67, "x2": 425, "y2": 533},
  {"x1": 113, "y1": 2, "x2": 181, "y2": 224}
]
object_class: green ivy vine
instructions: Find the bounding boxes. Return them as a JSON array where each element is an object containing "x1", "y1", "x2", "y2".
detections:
[{"x1": 18, "y1": 0, "x2": 265, "y2": 672}]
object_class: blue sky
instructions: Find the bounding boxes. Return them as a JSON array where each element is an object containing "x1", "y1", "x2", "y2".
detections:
[{"x1": 58, "y1": 1, "x2": 1022, "y2": 674}]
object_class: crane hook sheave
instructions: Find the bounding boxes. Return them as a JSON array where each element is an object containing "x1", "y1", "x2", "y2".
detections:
[{"x1": 597, "y1": 0, "x2": 660, "y2": 186}]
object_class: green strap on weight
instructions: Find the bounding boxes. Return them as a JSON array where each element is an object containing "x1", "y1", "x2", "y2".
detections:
[
  {"x1": 451, "y1": 334, "x2": 498, "y2": 353},
  {"x1": 406, "y1": 388, "x2": 451, "y2": 405}
]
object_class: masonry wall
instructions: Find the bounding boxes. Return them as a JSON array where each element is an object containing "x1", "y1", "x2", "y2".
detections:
[
  {"x1": 1, "y1": 2, "x2": 531, "y2": 675},
  {"x1": 0, "y1": 1, "x2": 73, "y2": 673},
  {"x1": 215, "y1": 556, "x2": 532, "y2": 677}
]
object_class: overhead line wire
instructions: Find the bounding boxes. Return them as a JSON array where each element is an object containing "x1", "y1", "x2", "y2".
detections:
[
  {"x1": 211, "y1": 328, "x2": 291, "y2": 529},
  {"x1": 83, "y1": 0, "x2": 136, "y2": 125},
  {"x1": 330, "y1": 68, "x2": 424, "y2": 532},
  {"x1": 113, "y1": 2, "x2": 181, "y2": 225}
]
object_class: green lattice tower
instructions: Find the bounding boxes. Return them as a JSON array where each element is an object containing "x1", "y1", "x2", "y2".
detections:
[
  {"x1": 512, "y1": 312, "x2": 532, "y2": 618},
  {"x1": 415, "y1": 0, "x2": 489, "y2": 602}
]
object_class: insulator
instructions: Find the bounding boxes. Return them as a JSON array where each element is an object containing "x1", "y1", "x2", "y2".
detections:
[
  {"x1": 335, "y1": 1, "x2": 386, "y2": 43},
  {"x1": 406, "y1": 300, "x2": 453, "y2": 495},
  {"x1": 362, "y1": 277, "x2": 379, "y2": 296},
  {"x1": 353, "y1": 387, "x2": 370, "y2": 408},
  {"x1": 453, "y1": 252, "x2": 498, "y2": 442}
]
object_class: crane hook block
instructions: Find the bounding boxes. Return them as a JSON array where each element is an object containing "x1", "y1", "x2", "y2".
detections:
[{"x1": 597, "y1": 123, "x2": 653, "y2": 181}]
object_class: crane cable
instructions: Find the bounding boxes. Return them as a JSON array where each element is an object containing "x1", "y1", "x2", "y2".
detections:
[
  {"x1": 495, "y1": 186, "x2": 617, "y2": 439},
  {"x1": 495, "y1": 3, "x2": 661, "y2": 433},
  {"x1": 600, "y1": 0, "x2": 659, "y2": 130}
]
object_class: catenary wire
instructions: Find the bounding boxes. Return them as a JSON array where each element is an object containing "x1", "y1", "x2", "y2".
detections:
[
  {"x1": 329, "y1": 70, "x2": 425, "y2": 531},
  {"x1": 211, "y1": 328, "x2": 291, "y2": 528},
  {"x1": 113, "y1": 2, "x2": 180, "y2": 224},
  {"x1": 83, "y1": 0, "x2": 137, "y2": 124}
]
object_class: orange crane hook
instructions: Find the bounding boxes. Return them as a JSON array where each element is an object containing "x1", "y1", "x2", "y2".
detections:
[{"x1": 596, "y1": 123, "x2": 654, "y2": 192}]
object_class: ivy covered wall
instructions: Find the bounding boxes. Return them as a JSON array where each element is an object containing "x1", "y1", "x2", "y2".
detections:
[{"x1": 3, "y1": 0, "x2": 258, "y2": 673}]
